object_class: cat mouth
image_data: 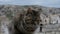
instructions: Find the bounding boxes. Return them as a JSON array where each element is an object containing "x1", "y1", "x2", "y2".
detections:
[
  {"x1": 26, "y1": 27, "x2": 35, "y2": 32},
  {"x1": 23, "y1": 25, "x2": 37, "y2": 32}
]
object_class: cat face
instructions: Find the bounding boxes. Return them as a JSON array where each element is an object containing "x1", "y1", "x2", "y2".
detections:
[{"x1": 22, "y1": 10, "x2": 40, "y2": 33}]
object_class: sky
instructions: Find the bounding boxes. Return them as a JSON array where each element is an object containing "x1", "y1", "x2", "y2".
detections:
[{"x1": 0, "y1": 0, "x2": 60, "y2": 8}]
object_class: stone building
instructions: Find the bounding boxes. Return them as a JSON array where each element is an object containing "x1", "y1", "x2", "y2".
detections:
[
  {"x1": 40, "y1": 13, "x2": 60, "y2": 25},
  {"x1": 49, "y1": 14, "x2": 60, "y2": 24}
]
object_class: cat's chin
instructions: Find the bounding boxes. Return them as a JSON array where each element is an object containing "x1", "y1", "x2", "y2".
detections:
[{"x1": 23, "y1": 25, "x2": 37, "y2": 33}]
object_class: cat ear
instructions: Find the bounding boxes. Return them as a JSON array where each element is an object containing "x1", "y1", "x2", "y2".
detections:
[{"x1": 27, "y1": 7, "x2": 32, "y2": 12}]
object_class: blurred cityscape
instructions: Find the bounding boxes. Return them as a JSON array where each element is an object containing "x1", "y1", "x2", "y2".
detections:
[{"x1": 0, "y1": 5, "x2": 60, "y2": 34}]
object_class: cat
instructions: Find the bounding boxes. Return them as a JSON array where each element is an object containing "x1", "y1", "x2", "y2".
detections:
[{"x1": 8, "y1": 8, "x2": 42, "y2": 34}]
